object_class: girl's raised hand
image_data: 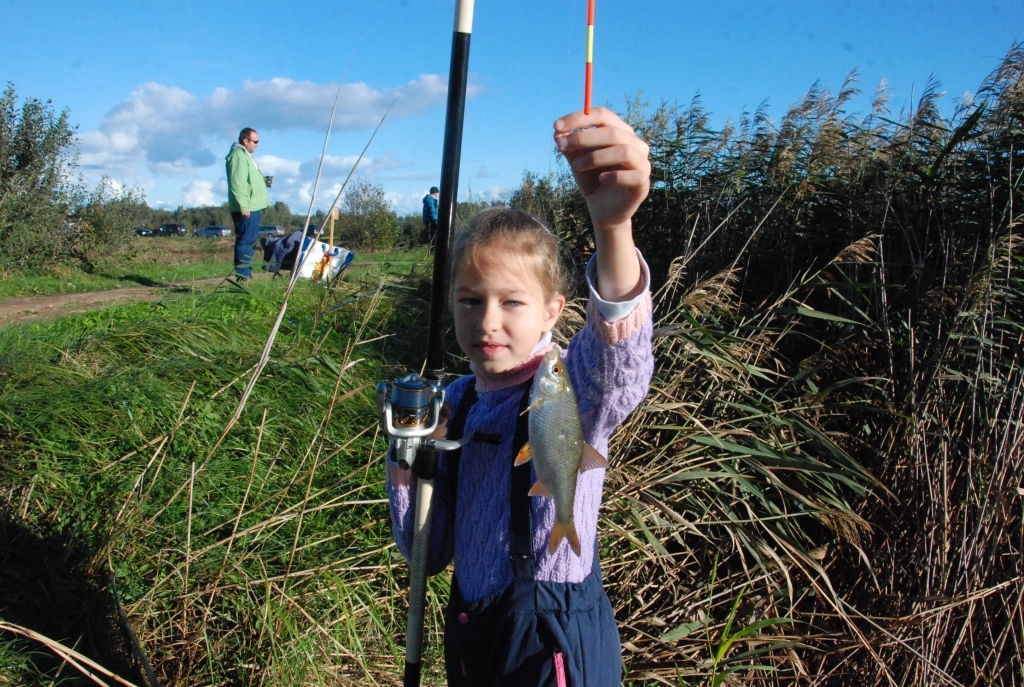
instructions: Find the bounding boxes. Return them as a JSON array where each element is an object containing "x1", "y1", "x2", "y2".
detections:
[{"x1": 554, "y1": 107, "x2": 651, "y2": 233}]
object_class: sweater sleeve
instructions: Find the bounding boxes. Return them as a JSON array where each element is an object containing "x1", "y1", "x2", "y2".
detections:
[
  {"x1": 384, "y1": 377, "x2": 469, "y2": 576},
  {"x1": 566, "y1": 252, "x2": 655, "y2": 455}
]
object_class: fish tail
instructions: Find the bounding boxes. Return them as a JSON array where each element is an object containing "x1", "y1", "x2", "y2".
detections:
[{"x1": 548, "y1": 520, "x2": 582, "y2": 557}]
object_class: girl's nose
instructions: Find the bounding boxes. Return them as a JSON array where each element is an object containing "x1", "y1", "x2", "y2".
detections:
[{"x1": 480, "y1": 302, "x2": 501, "y2": 332}]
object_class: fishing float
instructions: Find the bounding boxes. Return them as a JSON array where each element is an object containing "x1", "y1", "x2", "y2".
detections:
[{"x1": 584, "y1": 0, "x2": 594, "y2": 114}]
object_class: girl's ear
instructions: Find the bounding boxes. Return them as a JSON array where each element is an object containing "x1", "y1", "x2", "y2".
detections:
[{"x1": 542, "y1": 294, "x2": 566, "y2": 333}]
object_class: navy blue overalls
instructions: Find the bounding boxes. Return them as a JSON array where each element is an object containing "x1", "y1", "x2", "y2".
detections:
[{"x1": 441, "y1": 379, "x2": 623, "y2": 687}]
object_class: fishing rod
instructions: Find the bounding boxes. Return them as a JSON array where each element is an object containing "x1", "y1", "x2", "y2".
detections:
[{"x1": 375, "y1": 2, "x2": 475, "y2": 686}]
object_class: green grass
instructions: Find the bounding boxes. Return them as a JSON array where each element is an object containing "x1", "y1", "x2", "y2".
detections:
[
  {"x1": 0, "y1": 240, "x2": 434, "y2": 300},
  {"x1": 0, "y1": 237, "x2": 238, "y2": 298},
  {"x1": 0, "y1": 237, "x2": 876, "y2": 686},
  {"x1": 0, "y1": 256, "x2": 449, "y2": 685}
]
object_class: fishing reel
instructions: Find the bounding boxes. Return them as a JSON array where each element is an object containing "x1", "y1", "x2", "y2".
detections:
[{"x1": 376, "y1": 374, "x2": 464, "y2": 472}]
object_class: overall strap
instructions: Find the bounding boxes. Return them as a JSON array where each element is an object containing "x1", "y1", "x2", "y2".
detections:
[
  {"x1": 509, "y1": 382, "x2": 535, "y2": 581},
  {"x1": 446, "y1": 378, "x2": 536, "y2": 582},
  {"x1": 445, "y1": 379, "x2": 478, "y2": 498}
]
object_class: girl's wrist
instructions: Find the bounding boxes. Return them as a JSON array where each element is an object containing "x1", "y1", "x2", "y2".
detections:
[
  {"x1": 593, "y1": 219, "x2": 632, "y2": 235},
  {"x1": 593, "y1": 225, "x2": 642, "y2": 302}
]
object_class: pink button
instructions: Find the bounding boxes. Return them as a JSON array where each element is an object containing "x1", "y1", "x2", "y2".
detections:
[{"x1": 458, "y1": 612, "x2": 469, "y2": 624}]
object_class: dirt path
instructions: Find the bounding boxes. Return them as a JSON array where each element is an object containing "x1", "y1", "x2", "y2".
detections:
[{"x1": 0, "y1": 274, "x2": 270, "y2": 326}]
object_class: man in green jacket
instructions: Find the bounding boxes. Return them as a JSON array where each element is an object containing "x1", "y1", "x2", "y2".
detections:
[{"x1": 226, "y1": 127, "x2": 271, "y2": 280}]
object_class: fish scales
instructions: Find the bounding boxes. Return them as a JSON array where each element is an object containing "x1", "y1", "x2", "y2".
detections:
[
  {"x1": 530, "y1": 367, "x2": 585, "y2": 528},
  {"x1": 517, "y1": 346, "x2": 608, "y2": 556}
]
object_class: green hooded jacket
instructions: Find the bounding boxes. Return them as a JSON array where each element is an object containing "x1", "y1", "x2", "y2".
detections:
[{"x1": 225, "y1": 143, "x2": 270, "y2": 213}]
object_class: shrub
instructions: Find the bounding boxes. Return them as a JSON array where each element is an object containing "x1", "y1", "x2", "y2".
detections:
[
  {"x1": 334, "y1": 179, "x2": 401, "y2": 252},
  {"x1": 0, "y1": 83, "x2": 79, "y2": 271},
  {"x1": 73, "y1": 177, "x2": 147, "y2": 267}
]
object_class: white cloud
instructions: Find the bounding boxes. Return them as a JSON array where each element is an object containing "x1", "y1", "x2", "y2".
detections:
[
  {"x1": 254, "y1": 155, "x2": 301, "y2": 178},
  {"x1": 182, "y1": 180, "x2": 218, "y2": 207},
  {"x1": 75, "y1": 75, "x2": 470, "y2": 191},
  {"x1": 207, "y1": 75, "x2": 462, "y2": 134},
  {"x1": 465, "y1": 185, "x2": 510, "y2": 203},
  {"x1": 386, "y1": 192, "x2": 425, "y2": 216},
  {"x1": 299, "y1": 151, "x2": 402, "y2": 180}
]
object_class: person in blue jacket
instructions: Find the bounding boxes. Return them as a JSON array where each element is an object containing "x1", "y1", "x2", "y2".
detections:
[{"x1": 423, "y1": 186, "x2": 439, "y2": 252}]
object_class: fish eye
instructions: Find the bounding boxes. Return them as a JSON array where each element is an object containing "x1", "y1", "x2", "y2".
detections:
[{"x1": 552, "y1": 363, "x2": 562, "y2": 375}]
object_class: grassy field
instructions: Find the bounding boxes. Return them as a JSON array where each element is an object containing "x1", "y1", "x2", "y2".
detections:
[
  {"x1": 0, "y1": 251, "x2": 449, "y2": 685},
  {"x1": 0, "y1": 237, "x2": 434, "y2": 300},
  {"x1": 0, "y1": 237, "x2": 904, "y2": 686},
  {"x1": 0, "y1": 237, "x2": 237, "y2": 298}
]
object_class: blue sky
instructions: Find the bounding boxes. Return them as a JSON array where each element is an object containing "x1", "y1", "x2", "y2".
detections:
[{"x1": 3, "y1": 0, "x2": 1019, "y2": 215}]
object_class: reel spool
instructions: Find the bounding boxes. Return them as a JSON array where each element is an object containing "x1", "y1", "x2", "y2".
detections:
[{"x1": 377, "y1": 373, "x2": 464, "y2": 470}]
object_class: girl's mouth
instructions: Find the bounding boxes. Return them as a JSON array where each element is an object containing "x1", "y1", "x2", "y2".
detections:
[{"x1": 477, "y1": 342, "x2": 506, "y2": 357}]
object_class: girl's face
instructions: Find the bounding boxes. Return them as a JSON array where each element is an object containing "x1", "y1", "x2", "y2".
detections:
[{"x1": 453, "y1": 255, "x2": 565, "y2": 375}]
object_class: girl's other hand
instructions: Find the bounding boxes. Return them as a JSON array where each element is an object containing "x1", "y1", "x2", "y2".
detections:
[
  {"x1": 429, "y1": 402, "x2": 453, "y2": 440},
  {"x1": 553, "y1": 107, "x2": 651, "y2": 233}
]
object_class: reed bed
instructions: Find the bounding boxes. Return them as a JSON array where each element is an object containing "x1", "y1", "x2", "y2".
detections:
[{"x1": 574, "y1": 43, "x2": 1023, "y2": 686}]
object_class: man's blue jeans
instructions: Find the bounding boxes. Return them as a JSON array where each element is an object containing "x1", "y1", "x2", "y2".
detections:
[{"x1": 231, "y1": 210, "x2": 261, "y2": 279}]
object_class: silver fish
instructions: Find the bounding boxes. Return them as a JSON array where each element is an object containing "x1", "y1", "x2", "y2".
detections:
[{"x1": 515, "y1": 345, "x2": 609, "y2": 556}]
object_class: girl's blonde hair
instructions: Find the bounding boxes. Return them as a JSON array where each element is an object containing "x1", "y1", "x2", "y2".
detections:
[{"x1": 451, "y1": 207, "x2": 570, "y2": 302}]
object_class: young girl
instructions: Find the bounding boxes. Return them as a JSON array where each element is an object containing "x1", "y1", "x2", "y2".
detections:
[{"x1": 386, "y1": 108, "x2": 653, "y2": 687}]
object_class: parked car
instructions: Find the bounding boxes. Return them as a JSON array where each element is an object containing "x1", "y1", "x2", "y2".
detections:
[
  {"x1": 258, "y1": 224, "x2": 286, "y2": 238},
  {"x1": 194, "y1": 225, "x2": 232, "y2": 238},
  {"x1": 133, "y1": 226, "x2": 152, "y2": 236},
  {"x1": 154, "y1": 223, "x2": 188, "y2": 237}
]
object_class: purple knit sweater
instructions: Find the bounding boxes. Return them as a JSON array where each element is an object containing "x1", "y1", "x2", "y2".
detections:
[{"x1": 386, "y1": 286, "x2": 654, "y2": 603}]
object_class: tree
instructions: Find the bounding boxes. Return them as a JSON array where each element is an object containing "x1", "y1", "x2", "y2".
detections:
[
  {"x1": 336, "y1": 179, "x2": 400, "y2": 251},
  {"x1": 0, "y1": 83, "x2": 79, "y2": 271},
  {"x1": 261, "y1": 201, "x2": 296, "y2": 228},
  {"x1": 508, "y1": 171, "x2": 558, "y2": 228}
]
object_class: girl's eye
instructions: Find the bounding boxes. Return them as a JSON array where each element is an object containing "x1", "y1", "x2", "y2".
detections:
[
  {"x1": 458, "y1": 297, "x2": 481, "y2": 306},
  {"x1": 505, "y1": 300, "x2": 522, "y2": 307}
]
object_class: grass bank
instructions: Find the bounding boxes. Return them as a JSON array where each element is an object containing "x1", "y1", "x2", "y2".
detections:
[
  {"x1": 0, "y1": 234, "x2": 898, "y2": 686},
  {"x1": 0, "y1": 255, "x2": 450, "y2": 685}
]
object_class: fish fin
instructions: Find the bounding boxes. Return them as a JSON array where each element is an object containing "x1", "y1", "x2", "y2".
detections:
[
  {"x1": 528, "y1": 480, "x2": 552, "y2": 498},
  {"x1": 548, "y1": 521, "x2": 582, "y2": 557},
  {"x1": 519, "y1": 397, "x2": 544, "y2": 416},
  {"x1": 514, "y1": 442, "x2": 533, "y2": 465},
  {"x1": 578, "y1": 444, "x2": 610, "y2": 472}
]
